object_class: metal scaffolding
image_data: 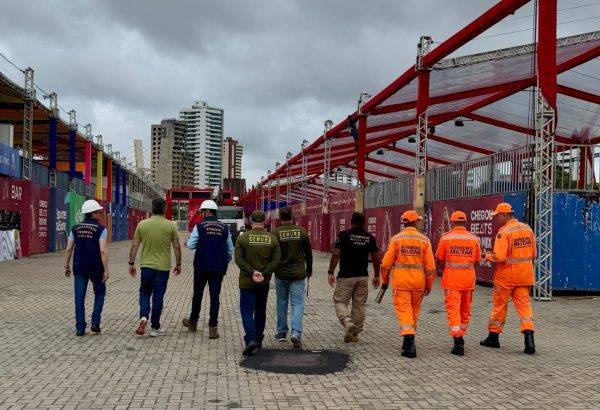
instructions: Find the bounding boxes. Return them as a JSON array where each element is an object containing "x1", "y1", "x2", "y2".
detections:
[
  {"x1": 22, "y1": 67, "x2": 34, "y2": 181},
  {"x1": 322, "y1": 120, "x2": 333, "y2": 212}
]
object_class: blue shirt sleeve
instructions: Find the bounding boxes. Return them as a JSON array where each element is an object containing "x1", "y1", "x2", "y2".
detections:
[
  {"x1": 68, "y1": 232, "x2": 74, "y2": 241},
  {"x1": 226, "y1": 232, "x2": 234, "y2": 263},
  {"x1": 187, "y1": 226, "x2": 199, "y2": 250},
  {"x1": 100, "y1": 228, "x2": 107, "y2": 241}
]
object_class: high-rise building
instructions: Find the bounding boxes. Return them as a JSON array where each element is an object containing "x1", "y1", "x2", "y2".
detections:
[
  {"x1": 150, "y1": 119, "x2": 194, "y2": 188},
  {"x1": 180, "y1": 100, "x2": 224, "y2": 188},
  {"x1": 222, "y1": 137, "x2": 243, "y2": 181}
]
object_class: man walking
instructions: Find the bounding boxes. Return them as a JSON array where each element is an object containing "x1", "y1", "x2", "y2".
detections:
[
  {"x1": 435, "y1": 211, "x2": 481, "y2": 356},
  {"x1": 328, "y1": 212, "x2": 380, "y2": 343},
  {"x1": 182, "y1": 200, "x2": 233, "y2": 339},
  {"x1": 480, "y1": 202, "x2": 537, "y2": 354},
  {"x1": 64, "y1": 200, "x2": 109, "y2": 336},
  {"x1": 272, "y1": 207, "x2": 313, "y2": 349},
  {"x1": 381, "y1": 210, "x2": 436, "y2": 358},
  {"x1": 234, "y1": 210, "x2": 280, "y2": 356},
  {"x1": 129, "y1": 198, "x2": 182, "y2": 337}
]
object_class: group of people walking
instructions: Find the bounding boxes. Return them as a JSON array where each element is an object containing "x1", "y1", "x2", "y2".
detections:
[{"x1": 65, "y1": 197, "x2": 537, "y2": 359}]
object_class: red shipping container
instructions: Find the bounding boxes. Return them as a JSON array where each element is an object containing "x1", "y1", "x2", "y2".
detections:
[{"x1": 0, "y1": 176, "x2": 29, "y2": 257}]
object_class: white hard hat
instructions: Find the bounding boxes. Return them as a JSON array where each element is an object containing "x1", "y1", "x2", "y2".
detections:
[
  {"x1": 200, "y1": 200, "x2": 218, "y2": 211},
  {"x1": 82, "y1": 199, "x2": 103, "y2": 214}
]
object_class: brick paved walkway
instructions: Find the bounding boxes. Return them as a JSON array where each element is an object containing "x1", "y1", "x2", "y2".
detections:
[{"x1": 1, "y1": 236, "x2": 600, "y2": 409}]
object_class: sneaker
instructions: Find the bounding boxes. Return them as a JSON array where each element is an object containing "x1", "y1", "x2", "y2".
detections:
[
  {"x1": 274, "y1": 332, "x2": 287, "y2": 341},
  {"x1": 150, "y1": 328, "x2": 165, "y2": 337},
  {"x1": 209, "y1": 326, "x2": 220, "y2": 339},
  {"x1": 350, "y1": 335, "x2": 359, "y2": 343},
  {"x1": 343, "y1": 322, "x2": 357, "y2": 343},
  {"x1": 135, "y1": 317, "x2": 148, "y2": 335},
  {"x1": 90, "y1": 325, "x2": 101, "y2": 334},
  {"x1": 290, "y1": 335, "x2": 303, "y2": 349},
  {"x1": 182, "y1": 318, "x2": 197, "y2": 332},
  {"x1": 243, "y1": 341, "x2": 259, "y2": 356},
  {"x1": 76, "y1": 330, "x2": 85, "y2": 337}
]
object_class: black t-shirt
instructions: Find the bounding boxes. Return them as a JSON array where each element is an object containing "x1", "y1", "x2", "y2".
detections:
[{"x1": 335, "y1": 227, "x2": 378, "y2": 278}]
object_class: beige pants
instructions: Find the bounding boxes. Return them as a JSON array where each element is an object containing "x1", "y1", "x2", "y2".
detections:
[{"x1": 333, "y1": 277, "x2": 369, "y2": 333}]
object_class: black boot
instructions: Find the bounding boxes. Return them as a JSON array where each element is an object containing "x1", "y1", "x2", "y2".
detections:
[
  {"x1": 523, "y1": 330, "x2": 535, "y2": 355},
  {"x1": 401, "y1": 335, "x2": 416, "y2": 358},
  {"x1": 451, "y1": 336, "x2": 465, "y2": 356},
  {"x1": 480, "y1": 332, "x2": 500, "y2": 348}
]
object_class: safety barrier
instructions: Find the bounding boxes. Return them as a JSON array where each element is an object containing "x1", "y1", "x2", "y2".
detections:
[
  {"x1": 554, "y1": 144, "x2": 599, "y2": 192},
  {"x1": 365, "y1": 174, "x2": 413, "y2": 209}
]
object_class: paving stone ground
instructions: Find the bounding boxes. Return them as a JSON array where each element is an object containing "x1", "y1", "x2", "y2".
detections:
[{"x1": 1, "y1": 235, "x2": 600, "y2": 409}]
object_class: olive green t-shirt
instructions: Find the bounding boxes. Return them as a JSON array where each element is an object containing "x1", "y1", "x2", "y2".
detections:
[{"x1": 134, "y1": 215, "x2": 178, "y2": 271}]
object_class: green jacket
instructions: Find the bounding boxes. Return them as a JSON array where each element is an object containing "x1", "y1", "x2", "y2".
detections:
[
  {"x1": 272, "y1": 223, "x2": 313, "y2": 281},
  {"x1": 234, "y1": 228, "x2": 281, "y2": 289}
]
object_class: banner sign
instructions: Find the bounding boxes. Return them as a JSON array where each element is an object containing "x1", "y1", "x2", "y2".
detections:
[
  {"x1": 29, "y1": 183, "x2": 50, "y2": 255},
  {"x1": 0, "y1": 143, "x2": 21, "y2": 179}
]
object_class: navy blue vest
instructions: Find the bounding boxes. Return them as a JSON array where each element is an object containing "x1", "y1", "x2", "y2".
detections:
[
  {"x1": 72, "y1": 218, "x2": 105, "y2": 278},
  {"x1": 193, "y1": 216, "x2": 229, "y2": 274}
]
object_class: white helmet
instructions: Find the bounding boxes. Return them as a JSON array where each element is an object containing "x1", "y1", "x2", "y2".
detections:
[
  {"x1": 200, "y1": 200, "x2": 218, "y2": 211},
  {"x1": 82, "y1": 199, "x2": 103, "y2": 214}
]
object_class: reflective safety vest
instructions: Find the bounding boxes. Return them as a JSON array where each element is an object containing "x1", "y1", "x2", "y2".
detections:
[
  {"x1": 381, "y1": 227, "x2": 436, "y2": 290},
  {"x1": 435, "y1": 226, "x2": 481, "y2": 290},
  {"x1": 486, "y1": 219, "x2": 536, "y2": 286}
]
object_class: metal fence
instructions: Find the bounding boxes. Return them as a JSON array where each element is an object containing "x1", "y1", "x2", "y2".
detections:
[
  {"x1": 554, "y1": 144, "x2": 600, "y2": 192},
  {"x1": 32, "y1": 161, "x2": 49, "y2": 186},
  {"x1": 56, "y1": 171, "x2": 70, "y2": 191},
  {"x1": 426, "y1": 144, "x2": 534, "y2": 201},
  {"x1": 365, "y1": 174, "x2": 413, "y2": 208}
]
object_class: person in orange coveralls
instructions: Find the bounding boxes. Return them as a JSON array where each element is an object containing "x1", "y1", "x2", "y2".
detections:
[
  {"x1": 381, "y1": 210, "x2": 436, "y2": 358},
  {"x1": 480, "y1": 202, "x2": 537, "y2": 355},
  {"x1": 435, "y1": 211, "x2": 481, "y2": 356}
]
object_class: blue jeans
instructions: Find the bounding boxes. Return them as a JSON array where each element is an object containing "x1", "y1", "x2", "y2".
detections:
[
  {"x1": 276, "y1": 278, "x2": 306, "y2": 337},
  {"x1": 139, "y1": 268, "x2": 170, "y2": 330},
  {"x1": 190, "y1": 272, "x2": 224, "y2": 327},
  {"x1": 74, "y1": 275, "x2": 106, "y2": 333},
  {"x1": 240, "y1": 286, "x2": 269, "y2": 346}
]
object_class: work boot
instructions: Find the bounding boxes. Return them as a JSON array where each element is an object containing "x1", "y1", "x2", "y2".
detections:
[
  {"x1": 480, "y1": 332, "x2": 500, "y2": 348},
  {"x1": 90, "y1": 325, "x2": 101, "y2": 335},
  {"x1": 451, "y1": 336, "x2": 465, "y2": 356},
  {"x1": 181, "y1": 318, "x2": 197, "y2": 332},
  {"x1": 209, "y1": 326, "x2": 219, "y2": 339},
  {"x1": 523, "y1": 330, "x2": 536, "y2": 355},
  {"x1": 350, "y1": 334, "x2": 359, "y2": 343},
  {"x1": 401, "y1": 335, "x2": 417, "y2": 358},
  {"x1": 343, "y1": 321, "x2": 357, "y2": 343}
]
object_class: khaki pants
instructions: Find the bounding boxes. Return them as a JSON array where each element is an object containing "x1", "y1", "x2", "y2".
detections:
[{"x1": 333, "y1": 277, "x2": 369, "y2": 333}]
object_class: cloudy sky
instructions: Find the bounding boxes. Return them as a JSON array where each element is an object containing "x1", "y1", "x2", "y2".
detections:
[{"x1": 0, "y1": 0, "x2": 598, "y2": 185}]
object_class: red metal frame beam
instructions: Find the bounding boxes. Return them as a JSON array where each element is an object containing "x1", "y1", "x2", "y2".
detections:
[
  {"x1": 367, "y1": 157, "x2": 414, "y2": 173},
  {"x1": 428, "y1": 134, "x2": 494, "y2": 155},
  {"x1": 356, "y1": 116, "x2": 367, "y2": 186},
  {"x1": 386, "y1": 145, "x2": 451, "y2": 165},
  {"x1": 346, "y1": 164, "x2": 398, "y2": 180},
  {"x1": 558, "y1": 84, "x2": 600, "y2": 106},
  {"x1": 422, "y1": 0, "x2": 530, "y2": 67}
]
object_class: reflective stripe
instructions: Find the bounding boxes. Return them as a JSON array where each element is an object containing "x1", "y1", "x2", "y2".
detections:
[
  {"x1": 401, "y1": 324, "x2": 414, "y2": 330},
  {"x1": 489, "y1": 319, "x2": 504, "y2": 327},
  {"x1": 460, "y1": 323, "x2": 469, "y2": 330},
  {"x1": 506, "y1": 257, "x2": 533, "y2": 264},
  {"x1": 502, "y1": 223, "x2": 533, "y2": 234},
  {"x1": 444, "y1": 233, "x2": 477, "y2": 241},
  {"x1": 445, "y1": 261, "x2": 474, "y2": 269},
  {"x1": 520, "y1": 316, "x2": 533, "y2": 323},
  {"x1": 450, "y1": 325, "x2": 461, "y2": 332},
  {"x1": 394, "y1": 262, "x2": 423, "y2": 270},
  {"x1": 396, "y1": 233, "x2": 429, "y2": 242}
]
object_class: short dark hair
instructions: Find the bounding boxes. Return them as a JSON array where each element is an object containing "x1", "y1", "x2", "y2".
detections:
[
  {"x1": 152, "y1": 198, "x2": 166, "y2": 215},
  {"x1": 403, "y1": 220, "x2": 417, "y2": 228},
  {"x1": 351, "y1": 212, "x2": 365, "y2": 227},
  {"x1": 84, "y1": 212, "x2": 93, "y2": 219},
  {"x1": 205, "y1": 209, "x2": 217, "y2": 216},
  {"x1": 279, "y1": 207, "x2": 293, "y2": 222}
]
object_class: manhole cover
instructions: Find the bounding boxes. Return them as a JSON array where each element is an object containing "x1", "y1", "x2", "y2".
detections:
[{"x1": 241, "y1": 349, "x2": 349, "y2": 375}]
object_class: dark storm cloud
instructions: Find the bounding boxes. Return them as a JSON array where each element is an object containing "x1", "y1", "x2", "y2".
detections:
[{"x1": 1, "y1": 0, "x2": 597, "y2": 184}]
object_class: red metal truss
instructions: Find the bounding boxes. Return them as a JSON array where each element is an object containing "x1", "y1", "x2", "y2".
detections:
[{"x1": 557, "y1": 85, "x2": 600, "y2": 106}]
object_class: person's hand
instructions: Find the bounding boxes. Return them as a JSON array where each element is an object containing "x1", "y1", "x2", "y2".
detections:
[
  {"x1": 252, "y1": 271, "x2": 264, "y2": 283},
  {"x1": 102, "y1": 271, "x2": 110, "y2": 283},
  {"x1": 372, "y1": 276, "x2": 381, "y2": 289},
  {"x1": 129, "y1": 264, "x2": 137, "y2": 277},
  {"x1": 173, "y1": 265, "x2": 182, "y2": 276},
  {"x1": 424, "y1": 287, "x2": 432, "y2": 296},
  {"x1": 65, "y1": 266, "x2": 71, "y2": 277},
  {"x1": 328, "y1": 273, "x2": 335, "y2": 288}
]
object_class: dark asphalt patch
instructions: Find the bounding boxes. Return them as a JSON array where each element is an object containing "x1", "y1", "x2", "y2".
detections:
[{"x1": 240, "y1": 348, "x2": 349, "y2": 375}]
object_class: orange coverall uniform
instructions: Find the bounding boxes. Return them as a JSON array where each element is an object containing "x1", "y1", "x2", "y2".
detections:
[
  {"x1": 485, "y1": 219, "x2": 536, "y2": 333},
  {"x1": 381, "y1": 227, "x2": 436, "y2": 336},
  {"x1": 435, "y1": 226, "x2": 481, "y2": 337}
]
